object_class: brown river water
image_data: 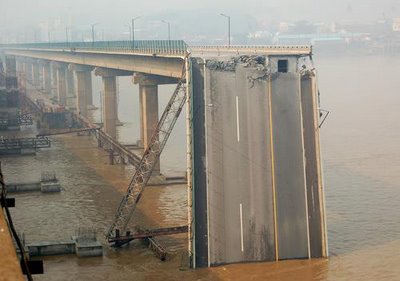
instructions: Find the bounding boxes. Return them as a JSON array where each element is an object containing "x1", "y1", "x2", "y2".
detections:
[{"x1": 2, "y1": 54, "x2": 400, "y2": 280}]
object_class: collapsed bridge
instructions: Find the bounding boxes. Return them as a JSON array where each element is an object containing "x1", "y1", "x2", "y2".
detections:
[{"x1": 0, "y1": 41, "x2": 328, "y2": 268}]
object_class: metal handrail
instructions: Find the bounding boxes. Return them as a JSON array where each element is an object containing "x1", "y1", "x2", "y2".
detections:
[{"x1": 0, "y1": 40, "x2": 189, "y2": 56}]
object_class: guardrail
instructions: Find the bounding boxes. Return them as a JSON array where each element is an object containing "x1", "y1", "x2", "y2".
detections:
[
  {"x1": 0, "y1": 40, "x2": 188, "y2": 56},
  {"x1": 1, "y1": 41, "x2": 313, "y2": 58},
  {"x1": 189, "y1": 44, "x2": 312, "y2": 56}
]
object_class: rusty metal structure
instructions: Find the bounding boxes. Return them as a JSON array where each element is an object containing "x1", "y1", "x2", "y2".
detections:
[{"x1": 106, "y1": 70, "x2": 187, "y2": 242}]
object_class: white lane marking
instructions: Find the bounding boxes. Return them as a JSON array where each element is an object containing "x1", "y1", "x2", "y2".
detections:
[
  {"x1": 236, "y1": 96, "x2": 240, "y2": 142},
  {"x1": 240, "y1": 203, "x2": 244, "y2": 252}
]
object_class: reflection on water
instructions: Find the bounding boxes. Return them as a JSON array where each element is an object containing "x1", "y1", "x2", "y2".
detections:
[{"x1": 2, "y1": 54, "x2": 400, "y2": 280}]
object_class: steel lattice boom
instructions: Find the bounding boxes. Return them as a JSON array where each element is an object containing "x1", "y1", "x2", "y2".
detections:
[{"x1": 106, "y1": 72, "x2": 187, "y2": 241}]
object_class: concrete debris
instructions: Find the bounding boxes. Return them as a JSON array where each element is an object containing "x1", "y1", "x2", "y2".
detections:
[{"x1": 206, "y1": 55, "x2": 267, "y2": 72}]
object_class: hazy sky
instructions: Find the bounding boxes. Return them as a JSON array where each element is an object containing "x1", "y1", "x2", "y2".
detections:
[
  {"x1": 2, "y1": 0, "x2": 399, "y2": 25},
  {"x1": 1, "y1": 0, "x2": 399, "y2": 41}
]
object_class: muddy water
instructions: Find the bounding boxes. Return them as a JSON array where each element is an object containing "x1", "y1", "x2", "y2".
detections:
[{"x1": 2, "y1": 54, "x2": 400, "y2": 280}]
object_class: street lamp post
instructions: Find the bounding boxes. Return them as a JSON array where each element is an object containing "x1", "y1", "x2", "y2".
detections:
[
  {"x1": 220, "y1": 13, "x2": 231, "y2": 47},
  {"x1": 162, "y1": 20, "x2": 171, "y2": 41},
  {"x1": 131, "y1": 16, "x2": 141, "y2": 49},
  {"x1": 91, "y1": 22, "x2": 100, "y2": 44},
  {"x1": 65, "y1": 26, "x2": 69, "y2": 43}
]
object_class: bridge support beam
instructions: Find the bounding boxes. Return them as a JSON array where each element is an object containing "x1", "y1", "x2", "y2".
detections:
[
  {"x1": 39, "y1": 61, "x2": 51, "y2": 95},
  {"x1": 133, "y1": 73, "x2": 178, "y2": 174},
  {"x1": 102, "y1": 76, "x2": 118, "y2": 138},
  {"x1": 50, "y1": 62, "x2": 58, "y2": 98},
  {"x1": 85, "y1": 72, "x2": 93, "y2": 107},
  {"x1": 66, "y1": 68, "x2": 75, "y2": 108},
  {"x1": 5, "y1": 55, "x2": 17, "y2": 78},
  {"x1": 53, "y1": 63, "x2": 67, "y2": 106},
  {"x1": 69, "y1": 64, "x2": 93, "y2": 117},
  {"x1": 4, "y1": 56, "x2": 17, "y2": 90},
  {"x1": 18, "y1": 60, "x2": 27, "y2": 89},
  {"x1": 94, "y1": 68, "x2": 133, "y2": 139},
  {"x1": 42, "y1": 62, "x2": 51, "y2": 95},
  {"x1": 32, "y1": 62, "x2": 41, "y2": 87},
  {"x1": 25, "y1": 61, "x2": 33, "y2": 87}
]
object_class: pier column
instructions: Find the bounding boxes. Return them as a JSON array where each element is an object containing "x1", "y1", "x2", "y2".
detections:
[
  {"x1": 85, "y1": 72, "x2": 93, "y2": 107},
  {"x1": 66, "y1": 68, "x2": 75, "y2": 108},
  {"x1": 5, "y1": 56, "x2": 17, "y2": 90},
  {"x1": 32, "y1": 62, "x2": 40, "y2": 87},
  {"x1": 134, "y1": 74, "x2": 178, "y2": 174},
  {"x1": 94, "y1": 68, "x2": 132, "y2": 139},
  {"x1": 69, "y1": 64, "x2": 93, "y2": 117},
  {"x1": 39, "y1": 60, "x2": 51, "y2": 94},
  {"x1": 19, "y1": 60, "x2": 27, "y2": 89},
  {"x1": 53, "y1": 63, "x2": 67, "y2": 106},
  {"x1": 140, "y1": 84, "x2": 158, "y2": 150},
  {"x1": 5, "y1": 56, "x2": 17, "y2": 78},
  {"x1": 102, "y1": 76, "x2": 117, "y2": 138},
  {"x1": 24, "y1": 60, "x2": 33, "y2": 87},
  {"x1": 43, "y1": 63, "x2": 51, "y2": 94},
  {"x1": 50, "y1": 62, "x2": 58, "y2": 98}
]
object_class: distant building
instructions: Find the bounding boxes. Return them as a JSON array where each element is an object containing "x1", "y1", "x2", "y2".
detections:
[
  {"x1": 279, "y1": 22, "x2": 289, "y2": 32},
  {"x1": 393, "y1": 18, "x2": 400, "y2": 32}
]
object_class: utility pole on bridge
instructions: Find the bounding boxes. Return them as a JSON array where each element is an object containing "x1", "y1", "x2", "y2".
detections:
[
  {"x1": 220, "y1": 13, "x2": 231, "y2": 47},
  {"x1": 131, "y1": 16, "x2": 141, "y2": 49}
]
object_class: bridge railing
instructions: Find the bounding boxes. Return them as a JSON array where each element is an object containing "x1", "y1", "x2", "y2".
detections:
[
  {"x1": 0, "y1": 40, "x2": 189, "y2": 56},
  {"x1": 189, "y1": 44, "x2": 312, "y2": 55}
]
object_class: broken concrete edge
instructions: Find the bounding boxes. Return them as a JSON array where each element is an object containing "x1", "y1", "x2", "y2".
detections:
[{"x1": 205, "y1": 55, "x2": 268, "y2": 72}]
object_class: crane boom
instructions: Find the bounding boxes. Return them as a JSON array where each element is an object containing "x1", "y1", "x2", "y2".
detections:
[{"x1": 106, "y1": 71, "x2": 187, "y2": 240}]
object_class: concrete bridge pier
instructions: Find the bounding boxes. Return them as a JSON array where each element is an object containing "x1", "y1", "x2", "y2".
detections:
[
  {"x1": 5, "y1": 55, "x2": 17, "y2": 78},
  {"x1": 94, "y1": 68, "x2": 132, "y2": 139},
  {"x1": 133, "y1": 73, "x2": 179, "y2": 174},
  {"x1": 40, "y1": 61, "x2": 52, "y2": 95},
  {"x1": 69, "y1": 64, "x2": 93, "y2": 117},
  {"x1": 4, "y1": 55, "x2": 17, "y2": 90},
  {"x1": 32, "y1": 61, "x2": 41, "y2": 87},
  {"x1": 66, "y1": 68, "x2": 75, "y2": 109},
  {"x1": 25, "y1": 60, "x2": 33, "y2": 87},
  {"x1": 18, "y1": 59, "x2": 26, "y2": 89},
  {"x1": 54, "y1": 63, "x2": 67, "y2": 106},
  {"x1": 50, "y1": 62, "x2": 58, "y2": 98},
  {"x1": 85, "y1": 71, "x2": 93, "y2": 108}
]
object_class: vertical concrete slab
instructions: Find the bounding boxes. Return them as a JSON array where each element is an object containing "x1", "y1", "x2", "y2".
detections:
[
  {"x1": 75, "y1": 71, "x2": 88, "y2": 117},
  {"x1": 85, "y1": 71, "x2": 93, "y2": 106},
  {"x1": 51, "y1": 63, "x2": 58, "y2": 97},
  {"x1": 32, "y1": 63, "x2": 40, "y2": 87},
  {"x1": 140, "y1": 84, "x2": 160, "y2": 173},
  {"x1": 5, "y1": 56, "x2": 16, "y2": 78},
  {"x1": 19, "y1": 62, "x2": 27, "y2": 89},
  {"x1": 66, "y1": 69, "x2": 75, "y2": 107},
  {"x1": 102, "y1": 76, "x2": 117, "y2": 139},
  {"x1": 270, "y1": 73, "x2": 309, "y2": 260},
  {"x1": 301, "y1": 74, "x2": 326, "y2": 258},
  {"x1": 42, "y1": 63, "x2": 51, "y2": 94},
  {"x1": 139, "y1": 86, "x2": 144, "y2": 146},
  {"x1": 196, "y1": 61, "x2": 276, "y2": 266},
  {"x1": 191, "y1": 59, "x2": 209, "y2": 268},
  {"x1": 192, "y1": 56, "x2": 326, "y2": 267},
  {"x1": 57, "y1": 67, "x2": 67, "y2": 106}
]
